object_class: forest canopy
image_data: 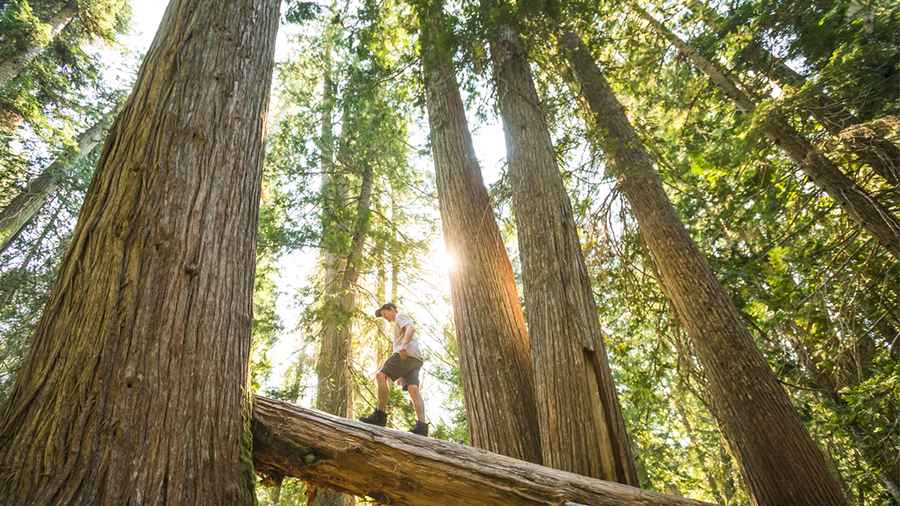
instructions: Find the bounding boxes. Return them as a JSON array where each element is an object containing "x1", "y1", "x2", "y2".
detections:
[{"x1": 0, "y1": 0, "x2": 897, "y2": 504}]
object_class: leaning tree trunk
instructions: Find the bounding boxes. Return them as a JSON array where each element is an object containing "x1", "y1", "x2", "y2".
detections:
[
  {"x1": 686, "y1": 0, "x2": 900, "y2": 186},
  {"x1": 484, "y1": 8, "x2": 638, "y2": 483},
  {"x1": 252, "y1": 396, "x2": 713, "y2": 506},
  {"x1": 0, "y1": 105, "x2": 118, "y2": 255},
  {"x1": 0, "y1": 0, "x2": 280, "y2": 504},
  {"x1": 0, "y1": 1, "x2": 78, "y2": 89},
  {"x1": 416, "y1": 0, "x2": 541, "y2": 463},
  {"x1": 560, "y1": 30, "x2": 848, "y2": 506},
  {"x1": 634, "y1": 6, "x2": 900, "y2": 261},
  {"x1": 313, "y1": 21, "x2": 356, "y2": 506}
]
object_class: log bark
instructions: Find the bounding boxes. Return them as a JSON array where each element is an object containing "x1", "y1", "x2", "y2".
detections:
[
  {"x1": 686, "y1": 0, "x2": 900, "y2": 186},
  {"x1": 252, "y1": 396, "x2": 712, "y2": 506},
  {"x1": 560, "y1": 30, "x2": 848, "y2": 506},
  {"x1": 485, "y1": 6, "x2": 637, "y2": 483},
  {"x1": 0, "y1": 0, "x2": 280, "y2": 504},
  {"x1": 634, "y1": 6, "x2": 900, "y2": 261},
  {"x1": 0, "y1": 1, "x2": 78, "y2": 89},
  {"x1": 0, "y1": 105, "x2": 118, "y2": 255},
  {"x1": 416, "y1": 0, "x2": 542, "y2": 464}
]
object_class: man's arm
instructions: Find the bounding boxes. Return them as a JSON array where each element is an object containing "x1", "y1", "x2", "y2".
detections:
[{"x1": 398, "y1": 317, "x2": 415, "y2": 358}]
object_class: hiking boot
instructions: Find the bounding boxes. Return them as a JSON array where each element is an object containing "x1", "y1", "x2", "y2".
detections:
[
  {"x1": 359, "y1": 409, "x2": 387, "y2": 426},
  {"x1": 409, "y1": 420, "x2": 429, "y2": 437}
]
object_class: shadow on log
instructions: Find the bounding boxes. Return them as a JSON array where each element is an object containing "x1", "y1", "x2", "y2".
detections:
[{"x1": 252, "y1": 396, "x2": 714, "y2": 506}]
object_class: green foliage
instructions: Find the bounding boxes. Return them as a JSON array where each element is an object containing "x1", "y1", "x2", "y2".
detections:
[{"x1": 1, "y1": 1, "x2": 897, "y2": 503}]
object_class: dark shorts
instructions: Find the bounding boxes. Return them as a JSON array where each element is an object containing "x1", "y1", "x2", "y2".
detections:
[{"x1": 380, "y1": 353, "x2": 423, "y2": 390}]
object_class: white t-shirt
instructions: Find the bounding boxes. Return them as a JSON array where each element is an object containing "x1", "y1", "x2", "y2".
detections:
[{"x1": 393, "y1": 313, "x2": 423, "y2": 360}]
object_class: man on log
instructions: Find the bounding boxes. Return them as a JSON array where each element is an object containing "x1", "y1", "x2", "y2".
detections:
[{"x1": 359, "y1": 302, "x2": 429, "y2": 436}]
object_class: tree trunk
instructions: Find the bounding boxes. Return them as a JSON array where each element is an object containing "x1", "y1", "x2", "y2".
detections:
[
  {"x1": 686, "y1": 0, "x2": 900, "y2": 186},
  {"x1": 485, "y1": 8, "x2": 637, "y2": 482},
  {"x1": 560, "y1": 30, "x2": 848, "y2": 506},
  {"x1": 0, "y1": 1, "x2": 78, "y2": 89},
  {"x1": 252, "y1": 396, "x2": 713, "y2": 506},
  {"x1": 0, "y1": 0, "x2": 280, "y2": 504},
  {"x1": 314, "y1": 22, "x2": 357, "y2": 506},
  {"x1": 633, "y1": 6, "x2": 900, "y2": 261},
  {"x1": 416, "y1": 0, "x2": 541, "y2": 464},
  {"x1": 0, "y1": 105, "x2": 118, "y2": 255},
  {"x1": 314, "y1": 162, "x2": 373, "y2": 506}
]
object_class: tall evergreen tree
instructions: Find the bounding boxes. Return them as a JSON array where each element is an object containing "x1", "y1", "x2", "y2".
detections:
[
  {"x1": 414, "y1": 0, "x2": 542, "y2": 464},
  {"x1": 684, "y1": 0, "x2": 900, "y2": 186},
  {"x1": 560, "y1": 29, "x2": 848, "y2": 506},
  {"x1": 632, "y1": 5, "x2": 900, "y2": 261},
  {"x1": 0, "y1": 0, "x2": 280, "y2": 503},
  {"x1": 482, "y1": 0, "x2": 637, "y2": 482}
]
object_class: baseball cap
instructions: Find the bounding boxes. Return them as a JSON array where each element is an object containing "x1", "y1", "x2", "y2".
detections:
[{"x1": 374, "y1": 302, "x2": 397, "y2": 317}]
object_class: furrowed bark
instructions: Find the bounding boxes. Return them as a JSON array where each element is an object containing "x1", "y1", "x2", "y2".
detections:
[
  {"x1": 0, "y1": 105, "x2": 118, "y2": 255},
  {"x1": 252, "y1": 396, "x2": 712, "y2": 506},
  {"x1": 485, "y1": 6, "x2": 638, "y2": 482},
  {"x1": 416, "y1": 0, "x2": 542, "y2": 463},
  {"x1": 0, "y1": 0, "x2": 280, "y2": 504},
  {"x1": 0, "y1": 1, "x2": 78, "y2": 89},
  {"x1": 560, "y1": 30, "x2": 848, "y2": 506},
  {"x1": 634, "y1": 6, "x2": 900, "y2": 261},
  {"x1": 686, "y1": 0, "x2": 900, "y2": 185}
]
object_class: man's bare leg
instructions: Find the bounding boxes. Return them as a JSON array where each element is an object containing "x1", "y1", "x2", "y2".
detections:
[
  {"x1": 407, "y1": 384, "x2": 425, "y2": 422},
  {"x1": 376, "y1": 371, "x2": 390, "y2": 412}
]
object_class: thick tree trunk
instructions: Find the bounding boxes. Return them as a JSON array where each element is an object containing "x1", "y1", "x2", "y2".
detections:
[
  {"x1": 252, "y1": 396, "x2": 712, "y2": 506},
  {"x1": 0, "y1": 0, "x2": 280, "y2": 504},
  {"x1": 686, "y1": 0, "x2": 900, "y2": 186},
  {"x1": 314, "y1": 24, "x2": 356, "y2": 506},
  {"x1": 416, "y1": 0, "x2": 542, "y2": 464},
  {"x1": 634, "y1": 7, "x2": 900, "y2": 261},
  {"x1": 561, "y1": 30, "x2": 848, "y2": 506},
  {"x1": 485, "y1": 9, "x2": 637, "y2": 482},
  {"x1": 0, "y1": 1, "x2": 78, "y2": 89},
  {"x1": 0, "y1": 105, "x2": 118, "y2": 255}
]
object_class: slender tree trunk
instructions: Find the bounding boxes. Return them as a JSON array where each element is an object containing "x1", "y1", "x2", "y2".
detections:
[
  {"x1": 416, "y1": 0, "x2": 541, "y2": 463},
  {"x1": 0, "y1": 105, "x2": 118, "y2": 255},
  {"x1": 313, "y1": 20, "x2": 356, "y2": 506},
  {"x1": 673, "y1": 400, "x2": 726, "y2": 505},
  {"x1": 0, "y1": 1, "x2": 78, "y2": 89},
  {"x1": 375, "y1": 212, "x2": 390, "y2": 363},
  {"x1": 634, "y1": 6, "x2": 900, "y2": 261},
  {"x1": 315, "y1": 160, "x2": 373, "y2": 424},
  {"x1": 560, "y1": 30, "x2": 848, "y2": 506},
  {"x1": 0, "y1": 0, "x2": 280, "y2": 503},
  {"x1": 483, "y1": 7, "x2": 638, "y2": 481},
  {"x1": 686, "y1": 0, "x2": 900, "y2": 185}
]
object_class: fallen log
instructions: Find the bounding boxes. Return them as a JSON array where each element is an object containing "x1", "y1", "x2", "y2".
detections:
[{"x1": 251, "y1": 396, "x2": 713, "y2": 506}]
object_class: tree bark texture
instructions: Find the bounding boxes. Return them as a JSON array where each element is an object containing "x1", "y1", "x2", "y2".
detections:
[
  {"x1": 252, "y1": 396, "x2": 712, "y2": 506},
  {"x1": 417, "y1": 0, "x2": 542, "y2": 464},
  {"x1": 0, "y1": 1, "x2": 78, "y2": 90},
  {"x1": 686, "y1": 0, "x2": 900, "y2": 186},
  {"x1": 0, "y1": 105, "x2": 118, "y2": 255},
  {"x1": 486, "y1": 12, "x2": 638, "y2": 483},
  {"x1": 0, "y1": 0, "x2": 280, "y2": 504},
  {"x1": 561, "y1": 30, "x2": 848, "y2": 506},
  {"x1": 314, "y1": 25, "x2": 357, "y2": 506},
  {"x1": 634, "y1": 7, "x2": 900, "y2": 261}
]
